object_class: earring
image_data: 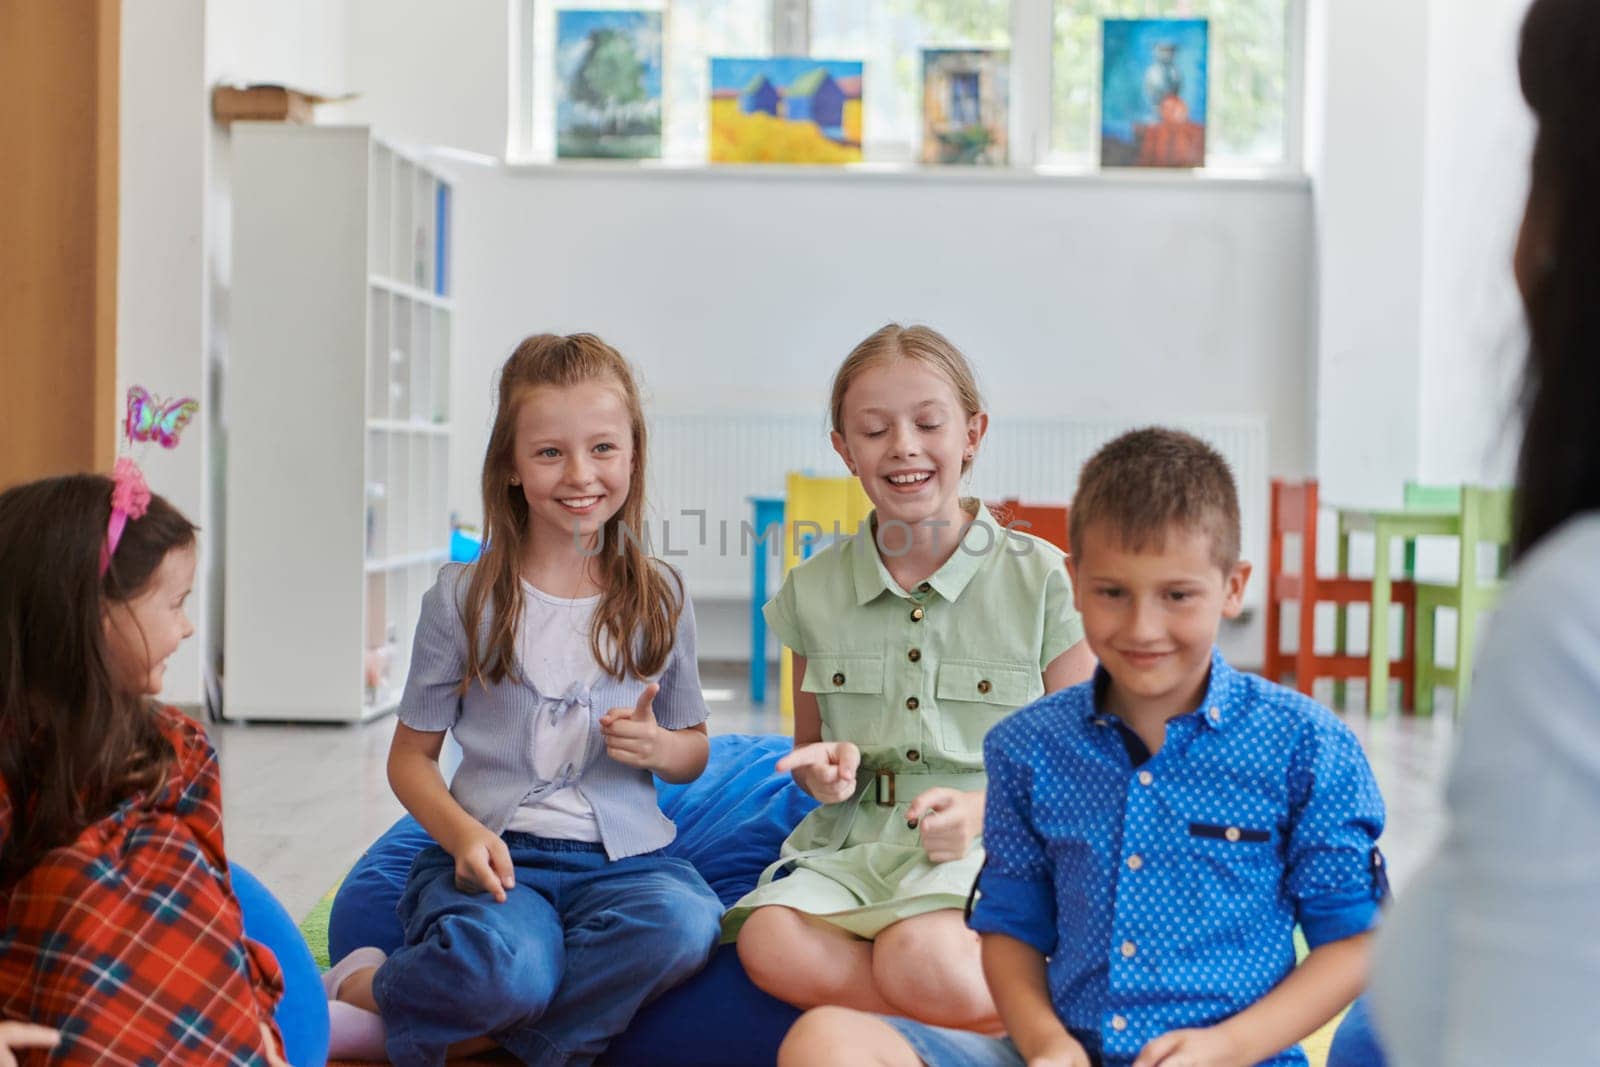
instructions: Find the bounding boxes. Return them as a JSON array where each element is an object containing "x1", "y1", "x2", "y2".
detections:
[{"x1": 509, "y1": 476, "x2": 520, "y2": 486}]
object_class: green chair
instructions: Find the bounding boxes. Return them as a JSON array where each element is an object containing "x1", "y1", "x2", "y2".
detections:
[
  {"x1": 1414, "y1": 486, "x2": 1515, "y2": 716},
  {"x1": 1401, "y1": 482, "x2": 1462, "y2": 578}
]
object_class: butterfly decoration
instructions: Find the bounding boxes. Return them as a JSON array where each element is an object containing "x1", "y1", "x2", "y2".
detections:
[{"x1": 125, "y1": 386, "x2": 199, "y2": 450}]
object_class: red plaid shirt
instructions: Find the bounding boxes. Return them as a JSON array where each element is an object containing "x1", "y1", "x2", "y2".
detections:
[{"x1": 0, "y1": 707, "x2": 284, "y2": 1065}]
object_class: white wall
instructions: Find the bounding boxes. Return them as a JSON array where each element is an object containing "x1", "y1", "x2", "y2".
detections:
[
  {"x1": 1416, "y1": 0, "x2": 1531, "y2": 487},
  {"x1": 119, "y1": 1, "x2": 209, "y2": 707},
  {"x1": 117, "y1": 0, "x2": 351, "y2": 708},
  {"x1": 329, "y1": 0, "x2": 510, "y2": 159},
  {"x1": 448, "y1": 167, "x2": 1315, "y2": 530},
  {"x1": 1306, "y1": 0, "x2": 1430, "y2": 508}
]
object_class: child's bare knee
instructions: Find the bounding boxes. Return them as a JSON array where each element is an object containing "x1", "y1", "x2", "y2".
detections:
[
  {"x1": 780, "y1": 1007, "x2": 916, "y2": 1067},
  {"x1": 872, "y1": 928, "x2": 992, "y2": 1026},
  {"x1": 737, "y1": 908, "x2": 810, "y2": 992}
]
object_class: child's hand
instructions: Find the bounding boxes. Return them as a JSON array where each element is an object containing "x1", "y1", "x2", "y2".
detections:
[
  {"x1": 600, "y1": 683, "x2": 662, "y2": 770},
  {"x1": 0, "y1": 1022, "x2": 61, "y2": 1067},
  {"x1": 1132, "y1": 1025, "x2": 1246, "y2": 1067},
  {"x1": 260, "y1": 1021, "x2": 291, "y2": 1067},
  {"x1": 1025, "y1": 1032, "x2": 1094, "y2": 1067},
  {"x1": 776, "y1": 741, "x2": 861, "y2": 804},
  {"x1": 447, "y1": 823, "x2": 516, "y2": 903},
  {"x1": 906, "y1": 787, "x2": 980, "y2": 862}
]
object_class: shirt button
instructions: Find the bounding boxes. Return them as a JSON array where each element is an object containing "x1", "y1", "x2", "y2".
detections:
[
  {"x1": 1111, "y1": 1014, "x2": 1128, "y2": 1032},
  {"x1": 1120, "y1": 940, "x2": 1137, "y2": 958},
  {"x1": 977, "y1": 679, "x2": 992, "y2": 694},
  {"x1": 1225, "y1": 826, "x2": 1241, "y2": 842},
  {"x1": 832, "y1": 672, "x2": 846, "y2": 686},
  {"x1": 908, "y1": 648, "x2": 921, "y2": 662},
  {"x1": 1208, "y1": 706, "x2": 1222, "y2": 723},
  {"x1": 918, "y1": 582, "x2": 932, "y2": 592},
  {"x1": 907, "y1": 749, "x2": 921, "y2": 761},
  {"x1": 910, "y1": 606, "x2": 925, "y2": 622},
  {"x1": 1127, "y1": 854, "x2": 1143, "y2": 871},
  {"x1": 905, "y1": 697, "x2": 920, "y2": 711},
  {"x1": 1137, "y1": 771, "x2": 1154, "y2": 786}
]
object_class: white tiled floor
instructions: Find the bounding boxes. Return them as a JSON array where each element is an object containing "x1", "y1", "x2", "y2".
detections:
[{"x1": 213, "y1": 663, "x2": 1458, "y2": 920}]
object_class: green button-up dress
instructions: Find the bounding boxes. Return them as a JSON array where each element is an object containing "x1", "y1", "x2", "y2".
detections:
[{"x1": 723, "y1": 503, "x2": 1084, "y2": 939}]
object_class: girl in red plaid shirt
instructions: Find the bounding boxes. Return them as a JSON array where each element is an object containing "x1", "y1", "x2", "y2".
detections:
[{"x1": 0, "y1": 472, "x2": 291, "y2": 1066}]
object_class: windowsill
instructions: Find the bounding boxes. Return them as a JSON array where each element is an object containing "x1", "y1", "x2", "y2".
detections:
[{"x1": 495, "y1": 156, "x2": 1310, "y2": 190}]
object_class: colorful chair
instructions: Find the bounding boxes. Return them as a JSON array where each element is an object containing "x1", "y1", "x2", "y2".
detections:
[
  {"x1": 778, "y1": 472, "x2": 874, "y2": 725},
  {"x1": 1413, "y1": 486, "x2": 1514, "y2": 716},
  {"x1": 987, "y1": 498, "x2": 1071, "y2": 555},
  {"x1": 1264, "y1": 479, "x2": 1417, "y2": 709},
  {"x1": 1400, "y1": 481, "x2": 1462, "y2": 577}
]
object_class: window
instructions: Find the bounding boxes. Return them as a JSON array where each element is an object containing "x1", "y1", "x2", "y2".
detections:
[
  {"x1": 1053, "y1": 0, "x2": 1295, "y2": 165},
  {"x1": 810, "y1": 0, "x2": 1011, "y2": 161},
  {"x1": 512, "y1": 0, "x2": 1299, "y2": 170},
  {"x1": 514, "y1": 0, "x2": 769, "y2": 162}
]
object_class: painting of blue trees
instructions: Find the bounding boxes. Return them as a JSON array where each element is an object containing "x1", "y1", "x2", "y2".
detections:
[
  {"x1": 1100, "y1": 18, "x2": 1207, "y2": 168},
  {"x1": 556, "y1": 9, "x2": 663, "y2": 159}
]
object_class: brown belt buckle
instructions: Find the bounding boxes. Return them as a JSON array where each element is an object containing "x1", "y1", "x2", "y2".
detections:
[{"x1": 874, "y1": 769, "x2": 896, "y2": 807}]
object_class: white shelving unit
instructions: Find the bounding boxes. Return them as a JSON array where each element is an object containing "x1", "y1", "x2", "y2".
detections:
[{"x1": 226, "y1": 125, "x2": 454, "y2": 722}]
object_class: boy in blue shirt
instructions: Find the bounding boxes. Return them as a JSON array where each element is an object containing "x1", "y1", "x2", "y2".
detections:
[{"x1": 779, "y1": 428, "x2": 1387, "y2": 1067}]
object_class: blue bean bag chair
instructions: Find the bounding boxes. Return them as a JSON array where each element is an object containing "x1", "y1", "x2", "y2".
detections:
[
  {"x1": 328, "y1": 733, "x2": 816, "y2": 1066},
  {"x1": 235, "y1": 863, "x2": 332, "y2": 1067},
  {"x1": 1327, "y1": 996, "x2": 1388, "y2": 1067}
]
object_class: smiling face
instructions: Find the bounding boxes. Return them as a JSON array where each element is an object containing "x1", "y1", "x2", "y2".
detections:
[
  {"x1": 103, "y1": 542, "x2": 197, "y2": 696},
  {"x1": 830, "y1": 357, "x2": 987, "y2": 528},
  {"x1": 510, "y1": 379, "x2": 635, "y2": 548},
  {"x1": 1068, "y1": 520, "x2": 1249, "y2": 721}
]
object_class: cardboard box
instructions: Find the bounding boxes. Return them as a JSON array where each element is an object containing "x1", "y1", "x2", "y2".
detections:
[{"x1": 211, "y1": 84, "x2": 352, "y2": 126}]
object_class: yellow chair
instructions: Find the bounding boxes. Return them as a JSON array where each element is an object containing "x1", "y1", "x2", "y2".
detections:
[{"x1": 778, "y1": 471, "x2": 873, "y2": 726}]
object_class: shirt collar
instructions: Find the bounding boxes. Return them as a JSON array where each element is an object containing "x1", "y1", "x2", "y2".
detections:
[
  {"x1": 850, "y1": 502, "x2": 1001, "y2": 606},
  {"x1": 1084, "y1": 647, "x2": 1238, "y2": 731}
]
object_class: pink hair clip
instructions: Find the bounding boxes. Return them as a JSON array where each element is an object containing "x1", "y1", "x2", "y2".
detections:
[
  {"x1": 100, "y1": 458, "x2": 153, "y2": 577},
  {"x1": 100, "y1": 386, "x2": 198, "y2": 577}
]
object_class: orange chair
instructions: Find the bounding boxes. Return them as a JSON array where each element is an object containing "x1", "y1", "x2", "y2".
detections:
[
  {"x1": 1264, "y1": 479, "x2": 1416, "y2": 708},
  {"x1": 988, "y1": 498, "x2": 1070, "y2": 555}
]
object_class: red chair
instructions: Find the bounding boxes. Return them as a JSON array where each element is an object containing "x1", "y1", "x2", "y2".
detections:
[
  {"x1": 1264, "y1": 479, "x2": 1416, "y2": 708},
  {"x1": 988, "y1": 498, "x2": 1070, "y2": 556}
]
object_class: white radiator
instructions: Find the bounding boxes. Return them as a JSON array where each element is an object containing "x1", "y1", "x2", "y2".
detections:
[{"x1": 645, "y1": 414, "x2": 1268, "y2": 606}]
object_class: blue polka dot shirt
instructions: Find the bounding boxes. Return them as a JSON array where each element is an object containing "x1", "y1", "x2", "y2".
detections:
[{"x1": 972, "y1": 649, "x2": 1386, "y2": 1067}]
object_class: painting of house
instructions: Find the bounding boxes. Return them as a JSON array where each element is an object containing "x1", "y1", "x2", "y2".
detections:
[
  {"x1": 1100, "y1": 18, "x2": 1208, "y2": 168},
  {"x1": 555, "y1": 9, "x2": 663, "y2": 159},
  {"x1": 740, "y1": 74, "x2": 780, "y2": 116},
  {"x1": 921, "y1": 48, "x2": 1009, "y2": 165},
  {"x1": 784, "y1": 69, "x2": 845, "y2": 131},
  {"x1": 710, "y1": 57, "x2": 864, "y2": 164}
]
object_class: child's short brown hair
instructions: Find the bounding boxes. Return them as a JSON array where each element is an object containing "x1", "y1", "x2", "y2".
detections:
[{"x1": 1069, "y1": 427, "x2": 1241, "y2": 570}]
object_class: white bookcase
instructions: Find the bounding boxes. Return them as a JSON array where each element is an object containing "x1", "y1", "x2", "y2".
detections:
[{"x1": 225, "y1": 125, "x2": 454, "y2": 722}]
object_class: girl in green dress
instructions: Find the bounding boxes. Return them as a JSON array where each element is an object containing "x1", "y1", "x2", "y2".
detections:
[{"x1": 727, "y1": 323, "x2": 1095, "y2": 1031}]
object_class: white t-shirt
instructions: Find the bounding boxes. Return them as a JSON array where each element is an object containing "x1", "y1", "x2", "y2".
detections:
[{"x1": 503, "y1": 579, "x2": 603, "y2": 841}]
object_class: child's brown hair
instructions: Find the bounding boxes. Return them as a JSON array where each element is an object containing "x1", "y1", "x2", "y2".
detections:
[
  {"x1": 0, "y1": 474, "x2": 198, "y2": 887},
  {"x1": 463, "y1": 333, "x2": 680, "y2": 690},
  {"x1": 1069, "y1": 428, "x2": 1241, "y2": 570}
]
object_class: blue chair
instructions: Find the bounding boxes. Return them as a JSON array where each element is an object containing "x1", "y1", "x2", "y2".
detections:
[{"x1": 329, "y1": 734, "x2": 818, "y2": 1066}]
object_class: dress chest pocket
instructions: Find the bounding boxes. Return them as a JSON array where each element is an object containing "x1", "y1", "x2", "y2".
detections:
[
  {"x1": 934, "y1": 661, "x2": 1039, "y2": 755},
  {"x1": 801, "y1": 654, "x2": 888, "y2": 742}
]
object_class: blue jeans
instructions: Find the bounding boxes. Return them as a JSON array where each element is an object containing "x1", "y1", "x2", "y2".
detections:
[
  {"x1": 881, "y1": 1017, "x2": 1104, "y2": 1067},
  {"x1": 371, "y1": 833, "x2": 723, "y2": 1066}
]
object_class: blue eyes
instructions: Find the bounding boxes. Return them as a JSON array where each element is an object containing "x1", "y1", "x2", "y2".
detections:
[{"x1": 535, "y1": 443, "x2": 617, "y2": 459}]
